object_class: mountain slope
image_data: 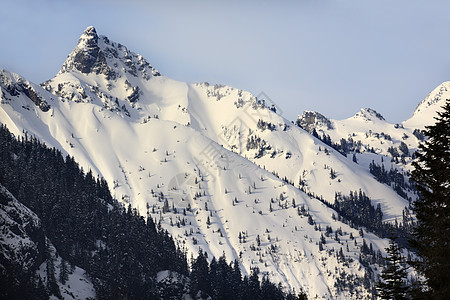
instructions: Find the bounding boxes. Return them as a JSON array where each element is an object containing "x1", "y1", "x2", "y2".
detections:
[
  {"x1": 0, "y1": 26, "x2": 419, "y2": 299},
  {"x1": 295, "y1": 80, "x2": 449, "y2": 206},
  {"x1": 0, "y1": 184, "x2": 96, "y2": 299},
  {"x1": 403, "y1": 81, "x2": 450, "y2": 129}
]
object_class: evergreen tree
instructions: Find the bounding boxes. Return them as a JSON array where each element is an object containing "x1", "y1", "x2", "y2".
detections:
[
  {"x1": 45, "y1": 248, "x2": 61, "y2": 298},
  {"x1": 248, "y1": 268, "x2": 261, "y2": 300},
  {"x1": 59, "y1": 259, "x2": 69, "y2": 285},
  {"x1": 410, "y1": 100, "x2": 450, "y2": 299},
  {"x1": 399, "y1": 141, "x2": 409, "y2": 157},
  {"x1": 377, "y1": 234, "x2": 408, "y2": 299},
  {"x1": 190, "y1": 250, "x2": 210, "y2": 297},
  {"x1": 231, "y1": 259, "x2": 242, "y2": 298},
  {"x1": 261, "y1": 276, "x2": 284, "y2": 300}
]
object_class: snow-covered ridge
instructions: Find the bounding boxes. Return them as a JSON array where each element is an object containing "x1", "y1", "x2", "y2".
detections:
[
  {"x1": 295, "y1": 82, "x2": 449, "y2": 206},
  {"x1": 0, "y1": 69, "x2": 51, "y2": 112},
  {"x1": 296, "y1": 111, "x2": 334, "y2": 133},
  {"x1": 403, "y1": 81, "x2": 450, "y2": 129},
  {"x1": 353, "y1": 108, "x2": 385, "y2": 122},
  {"x1": 0, "y1": 26, "x2": 424, "y2": 299},
  {"x1": 412, "y1": 81, "x2": 450, "y2": 115}
]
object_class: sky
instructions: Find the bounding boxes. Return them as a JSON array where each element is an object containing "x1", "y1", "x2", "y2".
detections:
[{"x1": 1, "y1": 0, "x2": 450, "y2": 123}]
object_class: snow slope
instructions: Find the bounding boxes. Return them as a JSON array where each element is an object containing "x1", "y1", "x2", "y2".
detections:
[
  {"x1": 403, "y1": 81, "x2": 450, "y2": 129},
  {"x1": 295, "y1": 81, "x2": 448, "y2": 206},
  {"x1": 0, "y1": 26, "x2": 420, "y2": 299}
]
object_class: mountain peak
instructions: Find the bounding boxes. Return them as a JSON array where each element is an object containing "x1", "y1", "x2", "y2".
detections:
[
  {"x1": 58, "y1": 26, "x2": 114, "y2": 78},
  {"x1": 83, "y1": 25, "x2": 97, "y2": 36},
  {"x1": 78, "y1": 26, "x2": 99, "y2": 47},
  {"x1": 353, "y1": 108, "x2": 385, "y2": 121},
  {"x1": 296, "y1": 110, "x2": 334, "y2": 133},
  {"x1": 403, "y1": 81, "x2": 450, "y2": 129},
  {"x1": 56, "y1": 27, "x2": 159, "y2": 80},
  {"x1": 413, "y1": 81, "x2": 450, "y2": 115}
]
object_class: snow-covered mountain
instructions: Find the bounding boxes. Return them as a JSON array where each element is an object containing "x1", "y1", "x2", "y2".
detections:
[
  {"x1": 295, "y1": 82, "x2": 448, "y2": 205},
  {"x1": 404, "y1": 81, "x2": 450, "y2": 129},
  {"x1": 0, "y1": 26, "x2": 435, "y2": 299}
]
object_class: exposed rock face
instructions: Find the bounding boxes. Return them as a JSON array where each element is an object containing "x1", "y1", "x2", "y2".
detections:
[
  {"x1": 72, "y1": 26, "x2": 103, "y2": 73},
  {"x1": 42, "y1": 26, "x2": 161, "y2": 107},
  {"x1": 296, "y1": 111, "x2": 333, "y2": 133},
  {"x1": 0, "y1": 70, "x2": 50, "y2": 112},
  {"x1": 58, "y1": 26, "x2": 160, "y2": 82},
  {"x1": 59, "y1": 26, "x2": 115, "y2": 79}
]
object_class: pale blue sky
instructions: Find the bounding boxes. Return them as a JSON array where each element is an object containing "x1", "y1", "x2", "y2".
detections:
[{"x1": 1, "y1": 0, "x2": 450, "y2": 123}]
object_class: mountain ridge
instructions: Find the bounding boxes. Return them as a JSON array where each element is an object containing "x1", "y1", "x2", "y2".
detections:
[{"x1": 0, "y1": 26, "x2": 436, "y2": 299}]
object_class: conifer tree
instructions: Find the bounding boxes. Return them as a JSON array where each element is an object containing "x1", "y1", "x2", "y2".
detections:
[
  {"x1": 410, "y1": 100, "x2": 450, "y2": 299},
  {"x1": 190, "y1": 251, "x2": 210, "y2": 297},
  {"x1": 377, "y1": 234, "x2": 408, "y2": 299},
  {"x1": 59, "y1": 259, "x2": 69, "y2": 285},
  {"x1": 248, "y1": 268, "x2": 261, "y2": 300}
]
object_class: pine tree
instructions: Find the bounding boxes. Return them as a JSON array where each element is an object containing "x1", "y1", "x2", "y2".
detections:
[
  {"x1": 45, "y1": 247, "x2": 61, "y2": 298},
  {"x1": 59, "y1": 259, "x2": 69, "y2": 285},
  {"x1": 190, "y1": 251, "x2": 210, "y2": 297},
  {"x1": 163, "y1": 198, "x2": 169, "y2": 213},
  {"x1": 410, "y1": 100, "x2": 450, "y2": 299},
  {"x1": 330, "y1": 168, "x2": 336, "y2": 179},
  {"x1": 248, "y1": 268, "x2": 261, "y2": 300},
  {"x1": 231, "y1": 259, "x2": 242, "y2": 298},
  {"x1": 377, "y1": 234, "x2": 408, "y2": 299}
]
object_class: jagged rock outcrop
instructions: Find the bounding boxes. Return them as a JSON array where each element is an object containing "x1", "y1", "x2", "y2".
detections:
[
  {"x1": 0, "y1": 70, "x2": 50, "y2": 112},
  {"x1": 296, "y1": 110, "x2": 333, "y2": 134}
]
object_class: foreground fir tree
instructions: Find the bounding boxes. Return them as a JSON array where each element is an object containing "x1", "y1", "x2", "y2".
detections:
[
  {"x1": 377, "y1": 234, "x2": 409, "y2": 299},
  {"x1": 410, "y1": 99, "x2": 450, "y2": 299}
]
